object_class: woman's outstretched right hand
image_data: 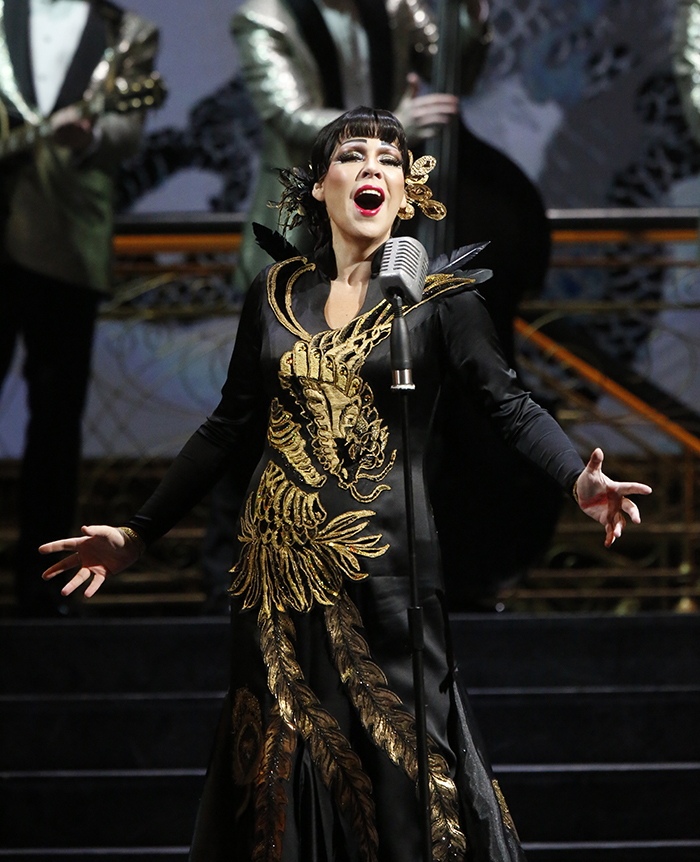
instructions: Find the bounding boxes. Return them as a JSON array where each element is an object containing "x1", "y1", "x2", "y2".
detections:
[{"x1": 40, "y1": 525, "x2": 143, "y2": 598}]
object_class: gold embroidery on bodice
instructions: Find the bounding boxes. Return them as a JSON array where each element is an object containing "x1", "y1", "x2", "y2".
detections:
[
  {"x1": 267, "y1": 398, "x2": 326, "y2": 488},
  {"x1": 266, "y1": 258, "x2": 398, "y2": 503}
]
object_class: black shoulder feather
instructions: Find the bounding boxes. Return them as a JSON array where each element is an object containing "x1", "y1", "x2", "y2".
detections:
[
  {"x1": 252, "y1": 223, "x2": 302, "y2": 262},
  {"x1": 428, "y1": 241, "x2": 490, "y2": 275}
]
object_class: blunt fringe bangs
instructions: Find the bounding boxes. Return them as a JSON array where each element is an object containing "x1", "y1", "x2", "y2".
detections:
[{"x1": 310, "y1": 107, "x2": 409, "y2": 183}]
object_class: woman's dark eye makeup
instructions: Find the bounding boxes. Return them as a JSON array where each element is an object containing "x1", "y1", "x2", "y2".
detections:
[{"x1": 336, "y1": 141, "x2": 402, "y2": 166}]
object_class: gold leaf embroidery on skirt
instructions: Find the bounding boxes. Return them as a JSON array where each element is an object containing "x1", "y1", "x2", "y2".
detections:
[
  {"x1": 231, "y1": 687, "x2": 263, "y2": 786},
  {"x1": 252, "y1": 703, "x2": 297, "y2": 862},
  {"x1": 492, "y1": 779, "x2": 519, "y2": 838},
  {"x1": 267, "y1": 398, "x2": 326, "y2": 488},
  {"x1": 260, "y1": 606, "x2": 379, "y2": 862},
  {"x1": 325, "y1": 592, "x2": 468, "y2": 862},
  {"x1": 231, "y1": 462, "x2": 388, "y2": 615}
]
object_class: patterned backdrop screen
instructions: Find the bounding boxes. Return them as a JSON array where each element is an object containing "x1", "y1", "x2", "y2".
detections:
[{"x1": 115, "y1": 0, "x2": 698, "y2": 214}]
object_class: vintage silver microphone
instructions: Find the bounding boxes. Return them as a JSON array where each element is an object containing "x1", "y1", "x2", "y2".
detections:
[
  {"x1": 378, "y1": 235, "x2": 429, "y2": 305},
  {"x1": 377, "y1": 237, "x2": 429, "y2": 390}
]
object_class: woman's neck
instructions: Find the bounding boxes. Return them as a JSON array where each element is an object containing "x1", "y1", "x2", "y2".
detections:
[
  {"x1": 331, "y1": 230, "x2": 385, "y2": 286},
  {"x1": 324, "y1": 231, "x2": 386, "y2": 329}
]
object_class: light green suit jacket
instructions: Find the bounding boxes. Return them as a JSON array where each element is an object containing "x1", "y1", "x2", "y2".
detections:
[{"x1": 0, "y1": 0, "x2": 158, "y2": 294}]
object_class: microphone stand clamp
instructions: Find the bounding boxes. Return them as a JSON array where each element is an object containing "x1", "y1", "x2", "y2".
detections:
[{"x1": 389, "y1": 294, "x2": 416, "y2": 391}]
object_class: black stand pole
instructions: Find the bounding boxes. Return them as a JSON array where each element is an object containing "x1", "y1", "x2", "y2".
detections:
[{"x1": 389, "y1": 294, "x2": 432, "y2": 862}]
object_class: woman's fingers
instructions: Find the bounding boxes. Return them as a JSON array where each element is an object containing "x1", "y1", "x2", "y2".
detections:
[
  {"x1": 61, "y1": 567, "x2": 94, "y2": 596},
  {"x1": 616, "y1": 482, "x2": 652, "y2": 496},
  {"x1": 405, "y1": 72, "x2": 420, "y2": 100},
  {"x1": 84, "y1": 573, "x2": 106, "y2": 599},
  {"x1": 410, "y1": 94, "x2": 460, "y2": 125},
  {"x1": 604, "y1": 522, "x2": 615, "y2": 547},
  {"x1": 586, "y1": 447, "x2": 604, "y2": 471},
  {"x1": 37, "y1": 525, "x2": 131, "y2": 599},
  {"x1": 412, "y1": 93, "x2": 459, "y2": 109},
  {"x1": 621, "y1": 496, "x2": 641, "y2": 523},
  {"x1": 39, "y1": 537, "x2": 82, "y2": 555},
  {"x1": 604, "y1": 512, "x2": 625, "y2": 546},
  {"x1": 577, "y1": 448, "x2": 651, "y2": 546},
  {"x1": 614, "y1": 512, "x2": 625, "y2": 539},
  {"x1": 42, "y1": 551, "x2": 82, "y2": 579}
]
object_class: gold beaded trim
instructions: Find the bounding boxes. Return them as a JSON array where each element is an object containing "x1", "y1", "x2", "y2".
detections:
[{"x1": 118, "y1": 526, "x2": 146, "y2": 556}]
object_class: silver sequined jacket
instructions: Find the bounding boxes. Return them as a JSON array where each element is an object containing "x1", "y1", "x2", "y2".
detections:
[{"x1": 674, "y1": 0, "x2": 700, "y2": 142}]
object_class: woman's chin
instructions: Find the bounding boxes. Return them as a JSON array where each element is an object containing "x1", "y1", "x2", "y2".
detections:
[{"x1": 348, "y1": 215, "x2": 394, "y2": 242}]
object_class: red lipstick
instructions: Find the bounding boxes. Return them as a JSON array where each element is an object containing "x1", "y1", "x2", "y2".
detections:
[{"x1": 353, "y1": 185, "x2": 385, "y2": 215}]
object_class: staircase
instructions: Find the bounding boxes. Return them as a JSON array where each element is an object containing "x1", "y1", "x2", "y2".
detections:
[
  {"x1": 0, "y1": 619, "x2": 229, "y2": 861},
  {"x1": 1, "y1": 614, "x2": 698, "y2": 860},
  {"x1": 456, "y1": 613, "x2": 700, "y2": 861}
]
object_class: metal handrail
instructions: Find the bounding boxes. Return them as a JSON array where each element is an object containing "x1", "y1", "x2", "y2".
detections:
[
  {"x1": 111, "y1": 207, "x2": 700, "y2": 255},
  {"x1": 514, "y1": 318, "x2": 700, "y2": 458}
]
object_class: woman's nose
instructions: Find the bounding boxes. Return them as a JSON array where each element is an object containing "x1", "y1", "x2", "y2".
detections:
[{"x1": 361, "y1": 161, "x2": 382, "y2": 178}]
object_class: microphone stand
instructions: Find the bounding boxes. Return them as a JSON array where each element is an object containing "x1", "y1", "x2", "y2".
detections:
[{"x1": 389, "y1": 293, "x2": 432, "y2": 862}]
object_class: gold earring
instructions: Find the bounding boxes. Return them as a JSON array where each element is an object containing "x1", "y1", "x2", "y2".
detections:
[
  {"x1": 404, "y1": 151, "x2": 447, "y2": 221},
  {"x1": 397, "y1": 202, "x2": 415, "y2": 220}
]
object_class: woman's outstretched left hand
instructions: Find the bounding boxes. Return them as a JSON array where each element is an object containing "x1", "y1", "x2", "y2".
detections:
[{"x1": 575, "y1": 448, "x2": 652, "y2": 547}]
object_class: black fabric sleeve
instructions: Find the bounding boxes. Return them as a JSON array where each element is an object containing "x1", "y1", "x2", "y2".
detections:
[
  {"x1": 437, "y1": 290, "x2": 585, "y2": 493},
  {"x1": 125, "y1": 272, "x2": 269, "y2": 544}
]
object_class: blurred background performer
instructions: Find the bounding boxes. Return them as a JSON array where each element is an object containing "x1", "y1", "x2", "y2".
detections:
[
  {"x1": 417, "y1": 0, "x2": 563, "y2": 610},
  {"x1": 674, "y1": 0, "x2": 700, "y2": 253},
  {"x1": 0, "y1": 0, "x2": 159, "y2": 616}
]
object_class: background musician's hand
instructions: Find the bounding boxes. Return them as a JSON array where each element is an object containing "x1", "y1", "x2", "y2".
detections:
[
  {"x1": 395, "y1": 73, "x2": 460, "y2": 141},
  {"x1": 50, "y1": 105, "x2": 95, "y2": 152},
  {"x1": 40, "y1": 525, "x2": 142, "y2": 598},
  {"x1": 464, "y1": 0, "x2": 489, "y2": 25},
  {"x1": 575, "y1": 448, "x2": 652, "y2": 547}
]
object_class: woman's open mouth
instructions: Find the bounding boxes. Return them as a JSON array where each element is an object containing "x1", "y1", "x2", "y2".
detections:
[{"x1": 354, "y1": 186, "x2": 385, "y2": 215}]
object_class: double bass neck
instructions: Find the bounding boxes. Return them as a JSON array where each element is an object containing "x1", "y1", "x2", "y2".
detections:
[{"x1": 418, "y1": 0, "x2": 463, "y2": 258}]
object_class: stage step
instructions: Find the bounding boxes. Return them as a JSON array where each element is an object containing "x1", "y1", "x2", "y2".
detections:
[
  {"x1": 0, "y1": 848, "x2": 698, "y2": 862},
  {"x1": 473, "y1": 685, "x2": 700, "y2": 764},
  {"x1": 495, "y1": 763, "x2": 700, "y2": 842},
  {"x1": 0, "y1": 693, "x2": 224, "y2": 771},
  {"x1": 521, "y1": 842, "x2": 700, "y2": 862},
  {"x1": 2, "y1": 764, "x2": 696, "y2": 848},
  {"x1": 0, "y1": 618, "x2": 230, "y2": 694},
  {"x1": 2, "y1": 613, "x2": 696, "y2": 693},
  {"x1": 0, "y1": 853, "x2": 189, "y2": 861},
  {"x1": 2, "y1": 686, "x2": 697, "y2": 771},
  {"x1": 1, "y1": 614, "x2": 697, "y2": 857},
  {"x1": 0, "y1": 772, "x2": 204, "y2": 848},
  {"x1": 451, "y1": 612, "x2": 700, "y2": 687}
]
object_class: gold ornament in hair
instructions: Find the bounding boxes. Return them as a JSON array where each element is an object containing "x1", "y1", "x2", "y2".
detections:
[{"x1": 398, "y1": 151, "x2": 447, "y2": 221}]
